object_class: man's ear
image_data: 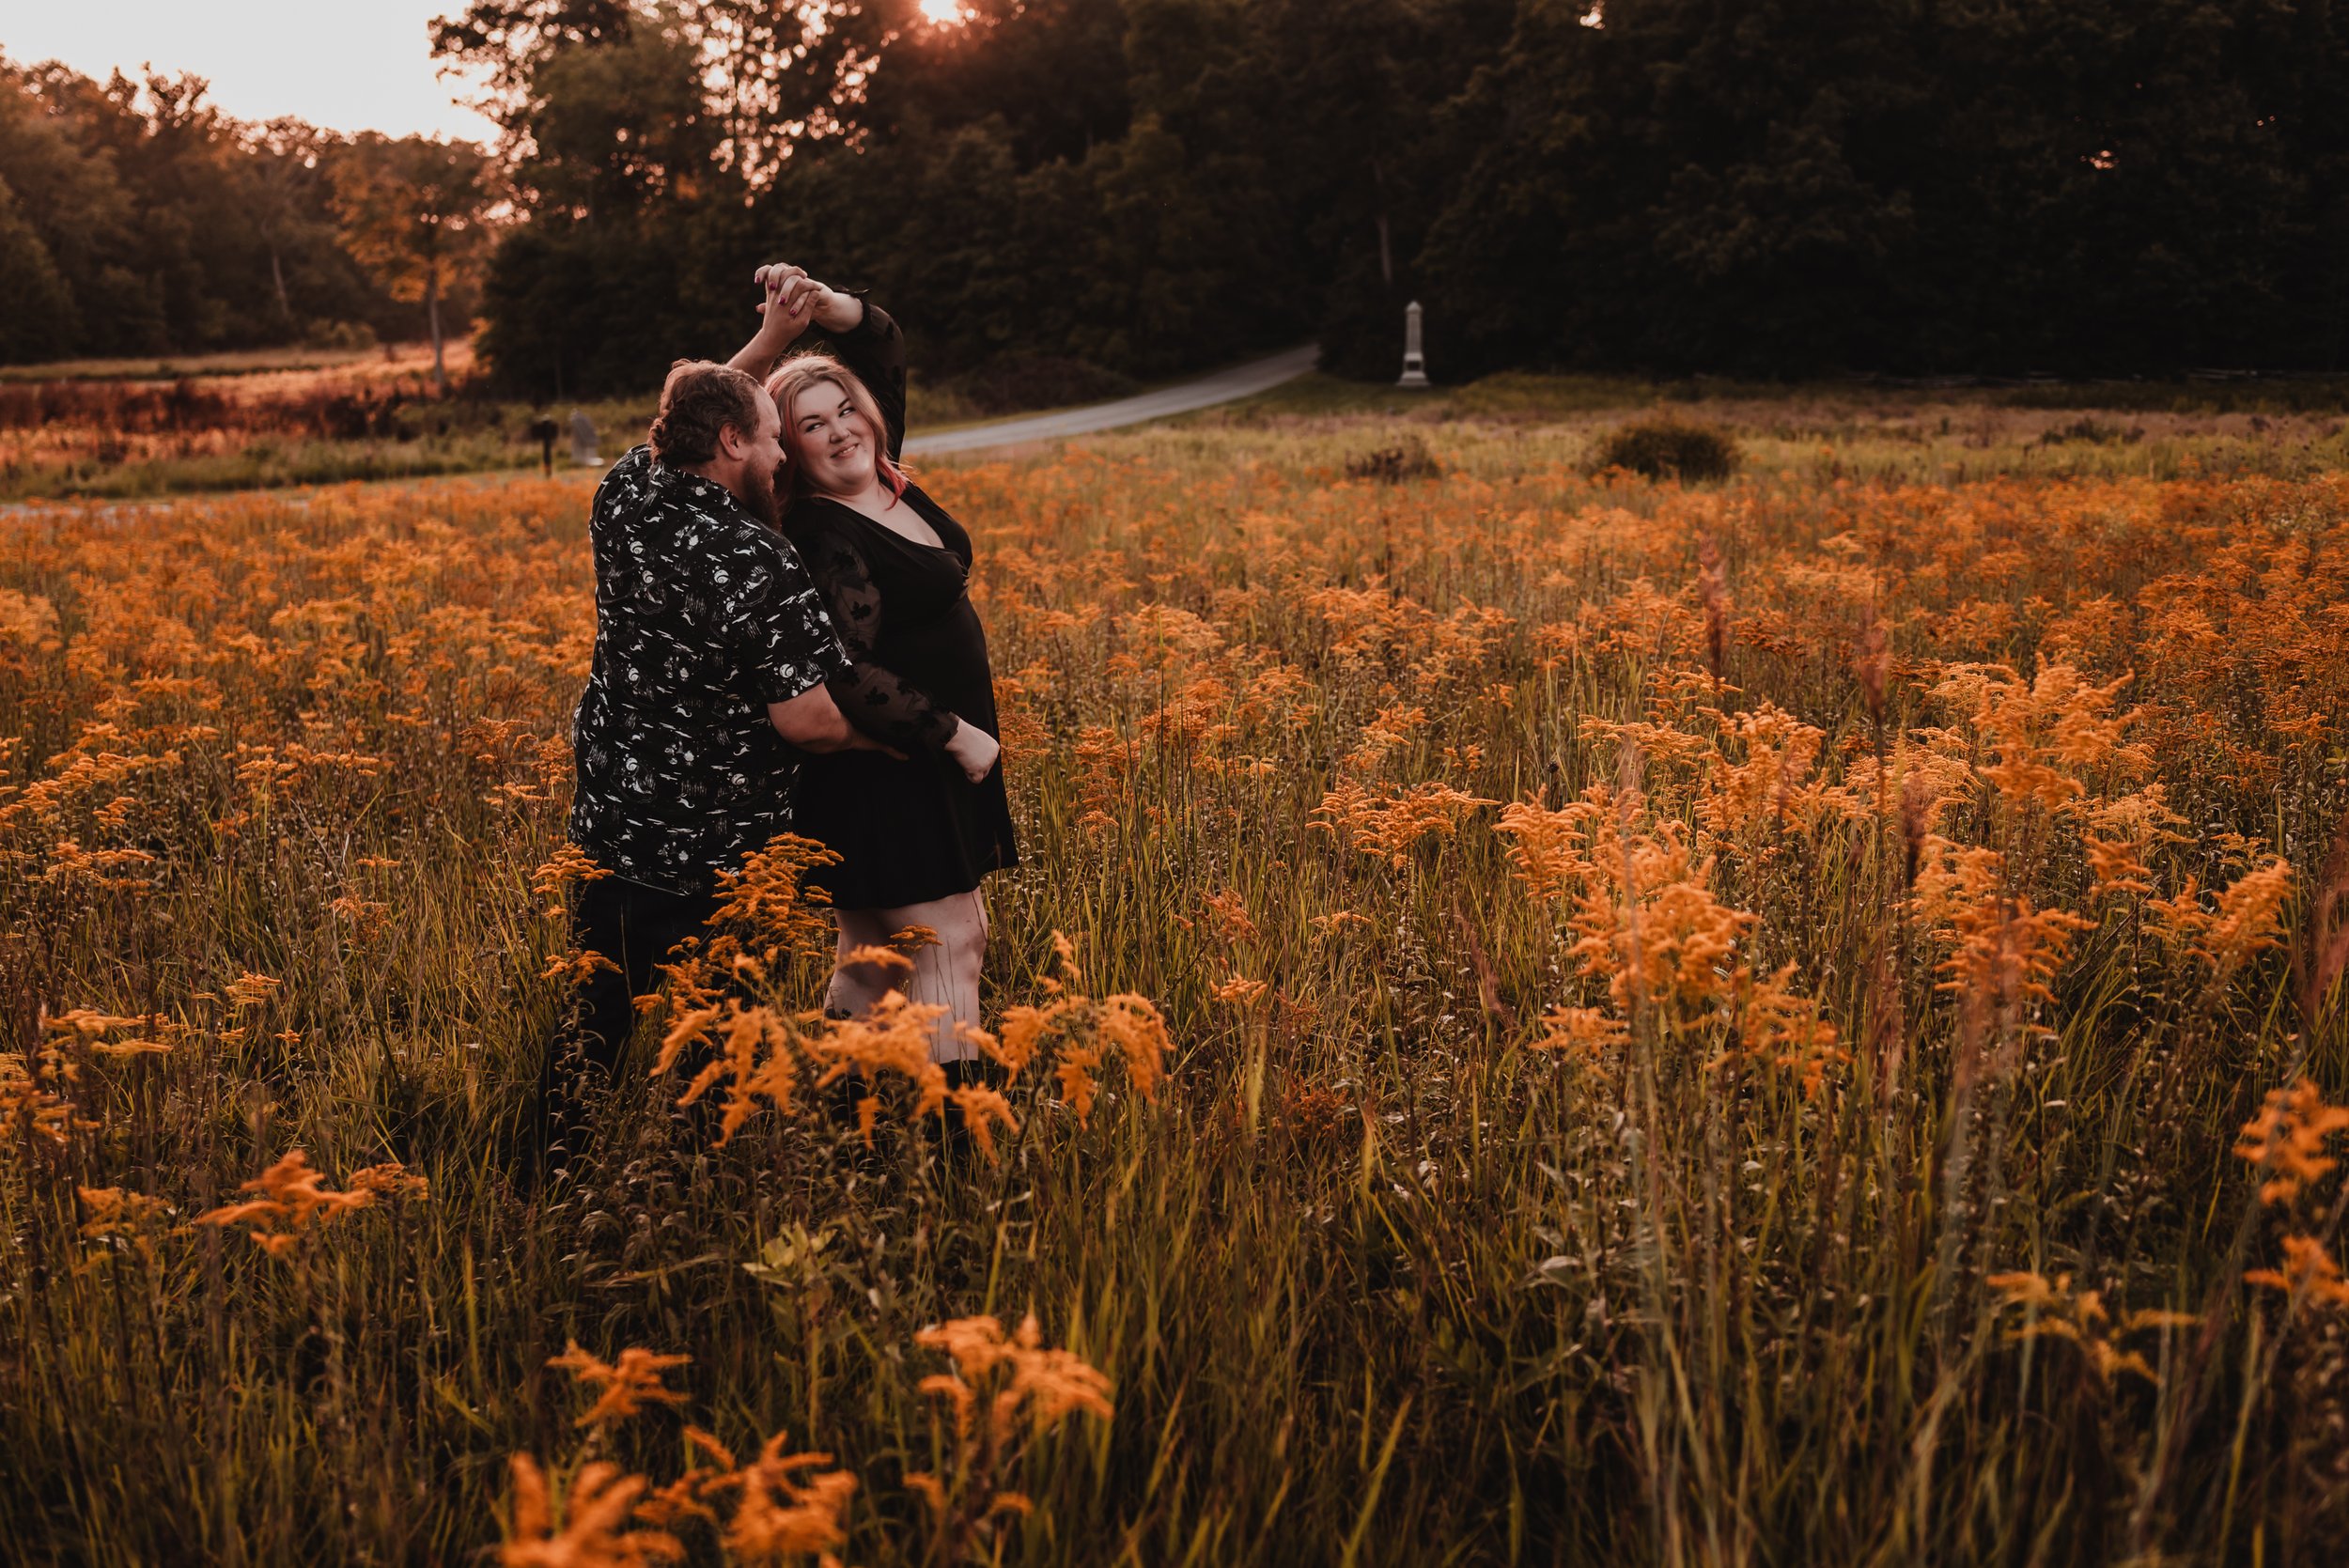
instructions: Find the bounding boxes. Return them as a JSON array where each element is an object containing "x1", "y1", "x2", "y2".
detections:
[{"x1": 718, "y1": 420, "x2": 752, "y2": 462}]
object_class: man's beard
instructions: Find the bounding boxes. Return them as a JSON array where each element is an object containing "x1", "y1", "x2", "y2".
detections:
[{"x1": 739, "y1": 463, "x2": 781, "y2": 528}]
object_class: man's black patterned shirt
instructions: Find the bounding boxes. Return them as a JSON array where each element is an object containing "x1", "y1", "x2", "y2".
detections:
[{"x1": 568, "y1": 446, "x2": 848, "y2": 893}]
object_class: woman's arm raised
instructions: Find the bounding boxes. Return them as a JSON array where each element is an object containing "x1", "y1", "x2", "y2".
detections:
[{"x1": 802, "y1": 287, "x2": 908, "y2": 464}]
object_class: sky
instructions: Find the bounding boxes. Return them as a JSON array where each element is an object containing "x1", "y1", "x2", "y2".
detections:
[{"x1": 2, "y1": 4, "x2": 499, "y2": 140}]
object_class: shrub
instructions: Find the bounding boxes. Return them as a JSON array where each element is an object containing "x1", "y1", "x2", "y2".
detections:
[
  {"x1": 1592, "y1": 416, "x2": 1740, "y2": 480},
  {"x1": 303, "y1": 318, "x2": 380, "y2": 352},
  {"x1": 2037, "y1": 415, "x2": 2141, "y2": 446},
  {"x1": 1345, "y1": 433, "x2": 1442, "y2": 483}
]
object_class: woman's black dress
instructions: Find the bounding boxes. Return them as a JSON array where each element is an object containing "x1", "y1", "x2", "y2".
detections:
[{"x1": 782, "y1": 302, "x2": 1019, "y2": 910}]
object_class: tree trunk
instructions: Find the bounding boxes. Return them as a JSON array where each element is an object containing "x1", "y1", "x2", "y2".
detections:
[
  {"x1": 1372, "y1": 159, "x2": 1395, "y2": 287},
  {"x1": 427, "y1": 268, "x2": 445, "y2": 396},
  {"x1": 270, "y1": 247, "x2": 292, "y2": 325}
]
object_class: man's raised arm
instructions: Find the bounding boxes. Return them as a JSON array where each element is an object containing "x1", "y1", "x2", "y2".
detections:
[{"x1": 728, "y1": 265, "x2": 813, "y2": 377}]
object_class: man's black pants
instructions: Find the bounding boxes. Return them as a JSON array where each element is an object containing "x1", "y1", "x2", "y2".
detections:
[{"x1": 537, "y1": 871, "x2": 721, "y2": 1162}]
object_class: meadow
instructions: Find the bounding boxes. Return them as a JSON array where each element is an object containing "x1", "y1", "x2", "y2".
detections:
[
  {"x1": 3, "y1": 405, "x2": 2348, "y2": 1565},
  {"x1": 10, "y1": 343, "x2": 2349, "y2": 505}
]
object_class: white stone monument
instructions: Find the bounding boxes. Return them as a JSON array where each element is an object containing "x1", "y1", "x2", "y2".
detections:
[
  {"x1": 1397, "y1": 300, "x2": 1431, "y2": 388},
  {"x1": 568, "y1": 409, "x2": 601, "y2": 466}
]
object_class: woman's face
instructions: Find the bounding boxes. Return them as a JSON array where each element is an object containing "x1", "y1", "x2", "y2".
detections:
[{"x1": 786, "y1": 380, "x2": 877, "y2": 495}]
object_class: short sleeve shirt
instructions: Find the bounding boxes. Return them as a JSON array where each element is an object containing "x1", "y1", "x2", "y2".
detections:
[{"x1": 568, "y1": 445, "x2": 848, "y2": 892}]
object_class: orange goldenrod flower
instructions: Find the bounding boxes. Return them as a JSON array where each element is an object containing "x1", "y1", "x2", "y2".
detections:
[
  {"x1": 1986, "y1": 1269, "x2": 2197, "y2": 1384},
  {"x1": 76, "y1": 1185, "x2": 170, "y2": 1241},
  {"x1": 499, "y1": 1454, "x2": 682, "y2": 1568},
  {"x1": 2149, "y1": 859, "x2": 2295, "y2": 982},
  {"x1": 547, "y1": 1343, "x2": 692, "y2": 1428},
  {"x1": 2245, "y1": 1234, "x2": 2349, "y2": 1312},
  {"x1": 542, "y1": 948, "x2": 621, "y2": 985},
  {"x1": 2235, "y1": 1079, "x2": 2349, "y2": 1207},
  {"x1": 224, "y1": 971, "x2": 281, "y2": 1011},
  {"x1": 914, "y1": 1312, "x2": 1113, "y2": 1444},
  {"x1": 196, "y1": 1149, "x2": 383, "y2": 1258},
  {"x1": 530, "y1": 843, "x2": 613, "y2": 918}
]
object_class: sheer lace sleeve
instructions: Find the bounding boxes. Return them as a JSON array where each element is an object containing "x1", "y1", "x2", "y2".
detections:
[{"x1": 797, "y1": 521, "x2": 960, "y2": 753}]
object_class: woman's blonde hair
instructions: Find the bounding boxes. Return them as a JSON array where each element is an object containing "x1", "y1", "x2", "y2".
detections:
[{"x1": 764, "y1": 351, "x2": 910, "y2": 503}]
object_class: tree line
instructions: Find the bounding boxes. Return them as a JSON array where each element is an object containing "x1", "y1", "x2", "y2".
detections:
[
  {"x1": 0, "y1": 57, "x2": 490, "y2": 382},
  {"x1": 8, "y1": 2, "x2": 2346, "y2": 387},
  {"x1": 443, "y1": 0, "x2": 2349, "y2": 394},
  {"x1": 441, "y1": 0, "x2": 1515, "y2": 395}
]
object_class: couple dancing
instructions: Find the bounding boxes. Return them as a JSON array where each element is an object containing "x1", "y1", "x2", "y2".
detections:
[{"x1": 539, "y1": 262, "x2": 1016, "y2": 1175}]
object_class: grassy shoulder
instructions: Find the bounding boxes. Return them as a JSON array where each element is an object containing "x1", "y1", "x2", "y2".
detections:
[
  {"x1": 1217, "y1": 367, "x2": 2349, "y2": 420},
  {"x1": 1159, "y1": 371, "x2": 2349, "y2": 484}
]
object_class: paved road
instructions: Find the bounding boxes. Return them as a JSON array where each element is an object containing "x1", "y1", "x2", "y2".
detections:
[{"x1": 903, "y1": 344, "x2": 1318, "y2": 458}]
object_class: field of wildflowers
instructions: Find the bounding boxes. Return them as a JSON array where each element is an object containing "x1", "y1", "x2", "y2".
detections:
[{"x1": 3, "y1": 410, "x2": 2347, "y2": 1564}]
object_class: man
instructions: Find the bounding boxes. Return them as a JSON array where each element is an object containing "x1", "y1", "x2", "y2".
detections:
[{"x1": 539, "y1": 300, "x2": 876, "y2": 1181}]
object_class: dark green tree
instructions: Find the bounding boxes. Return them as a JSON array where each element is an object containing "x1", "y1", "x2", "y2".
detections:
[
  {"x1": 0, "y1": 62, "x2": 159, "y2": 355},
  {"x1": 1417, "y1": 0, "x2": 2349, "y2": 376},
  {"x1": 0, "y1": 175, "x2": 77, "y2": 361},
  {"x1": 0, "y1": 56, "x2": 416, "y2": 364},
  {"x1": 449, "y1": 0, "x2": 2349, "y2": 391}
]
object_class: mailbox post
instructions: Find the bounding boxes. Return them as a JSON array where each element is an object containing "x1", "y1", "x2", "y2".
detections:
[{"x1": 528, "y1": 415, "x2": 559, "y2": 475}]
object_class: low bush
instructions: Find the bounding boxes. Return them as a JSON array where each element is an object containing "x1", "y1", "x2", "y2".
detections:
[
  {"x1": 2037, "y1": 415, "x2": 2142, "y2": 446},
  {"x1": 1592, "y1": 416, "x2": 1740, "y2": 480},
  {"x1": 1344, "y1": 433, "x2": 1442, "y2": 482},
  {"x1": 303, "y1": 318, "x2": 381, "y2": 352}
]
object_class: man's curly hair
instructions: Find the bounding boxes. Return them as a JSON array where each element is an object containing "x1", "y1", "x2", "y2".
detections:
[{"x1": 647, "y1": 360, "x2": 764, "y2": 468}]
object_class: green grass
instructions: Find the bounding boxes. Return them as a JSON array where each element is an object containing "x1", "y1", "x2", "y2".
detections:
[
  {"x1": 1218, "y1": 369, "x2": 2349, "y2": 421},
  {"x1": 1176, "y1": 373, "x2": 2349, "y2": 485}
]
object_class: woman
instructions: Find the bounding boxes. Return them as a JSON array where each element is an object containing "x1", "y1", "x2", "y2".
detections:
[{"x1": 730, "y1": 263, "x2": 1018, "y2": 1086}]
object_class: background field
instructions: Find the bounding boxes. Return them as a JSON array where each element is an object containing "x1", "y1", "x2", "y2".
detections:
[
  {"x1": 10, "y1": 353, "x2": 2349, "y2": 505},
  {"x1": 4, "y1": 406, "x2": 2348, "y2": 1564},
  {"x1": 0, "y1": 334, "x2": 976, "y2": 505}
]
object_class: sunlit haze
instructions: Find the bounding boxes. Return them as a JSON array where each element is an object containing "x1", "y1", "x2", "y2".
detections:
[
  {"x1": 2, "y1": 4, "x2": 496, "y2": 140},
  {"x1": 919, "y1": 0, "x2": 971, "y2": 23}
]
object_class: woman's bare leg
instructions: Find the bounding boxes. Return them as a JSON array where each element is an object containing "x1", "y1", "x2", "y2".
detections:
[
  {"x1": 827, "y1": 907, "x2": 899, "y2": 1017},
  {"x1": 828, "y1": 891, "x2": 988, "y2": 1063}
]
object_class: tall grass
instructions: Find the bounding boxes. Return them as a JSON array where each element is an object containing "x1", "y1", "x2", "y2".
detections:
[{"x1": 2, "y1": 415, "x2": 2345, "y2": 1564}]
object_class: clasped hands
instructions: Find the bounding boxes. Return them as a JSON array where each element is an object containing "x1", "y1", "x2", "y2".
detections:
[{"x1": 751, "y1": 262, "x2": 860, "y2": 342}]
